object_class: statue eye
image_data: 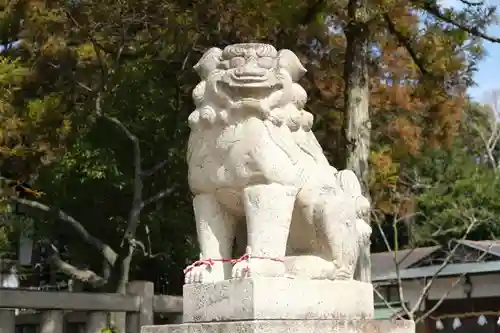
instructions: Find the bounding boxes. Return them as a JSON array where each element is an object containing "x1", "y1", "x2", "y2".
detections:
[
  {"x1": 258, "y1": 57, "x2": 274, "y2": 69},
  {"x1": 230, "y1": 57, "x2": 245, "y2": 68}
]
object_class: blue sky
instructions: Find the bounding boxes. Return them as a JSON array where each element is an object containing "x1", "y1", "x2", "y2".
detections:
[
  {"x1": 442, "y1": 0, "x2": 500, "y2": 102},
  {"x1": 468, "y1": 23, "x2": 500, "y2": 102}
]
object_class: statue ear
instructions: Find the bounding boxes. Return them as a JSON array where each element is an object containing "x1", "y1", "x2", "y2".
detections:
[
  {"x1": 193, "y1": 47, "x2": 223, "y2": 79},
  {"x1": 278, "y1": 49, "x2": 307, "y2": 82}
]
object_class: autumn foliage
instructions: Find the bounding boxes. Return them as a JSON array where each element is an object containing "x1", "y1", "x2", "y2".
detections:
[{"x1": 1, "y1": 0, "x2": 498, "y2": 290}]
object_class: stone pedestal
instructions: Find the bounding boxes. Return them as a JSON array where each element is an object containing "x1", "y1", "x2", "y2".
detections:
[
  {"x1": 142, "y1": 278, "x2": 415, "y2": 333},
  {"x1": 183, "y1": 278, "x2": 374, "y2": 322},
  {"x1": 143, "y1": 319, "x2": 415, "y2": 333}
]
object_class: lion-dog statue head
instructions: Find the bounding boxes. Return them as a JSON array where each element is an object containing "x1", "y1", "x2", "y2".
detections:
[{"x1": 188, "y1": 43, "x2": 311, "y2": 131}]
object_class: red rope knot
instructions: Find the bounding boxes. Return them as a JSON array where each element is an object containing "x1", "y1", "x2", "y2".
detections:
[
  {"x1": 183, "y1": 258, "x2": 216, "y2": 274},
  {"x1": 230, "y1": 253, "x2": 249, "y2": 264},
  {"x1": 183, "y1": 247, "x2": 284, "y2": 275}
]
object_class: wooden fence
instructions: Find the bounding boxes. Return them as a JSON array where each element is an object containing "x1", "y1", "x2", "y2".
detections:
[{"x1": 0, "y1": 281, "x2": 183, "y2": 333}]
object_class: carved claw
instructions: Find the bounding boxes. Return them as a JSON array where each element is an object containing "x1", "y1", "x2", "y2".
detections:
[
  {"x1": 184, "y1": 265, "x2": 212, "y2": 284},
  {"x1": 278, "y1": 49, "x2": 307, "y2": 82},
  {"x1": 330, "y1": 260, "x2": 353, "y2": 281},
  {"x1": 184, "y1": 254, "x2": 214, "y2": 284},
  {"x1": 193, "y1": 47, "x2": 223, "y2": 80},
  {"x1": 231, "y1": 246, "x2": 251, "y2": 279}
]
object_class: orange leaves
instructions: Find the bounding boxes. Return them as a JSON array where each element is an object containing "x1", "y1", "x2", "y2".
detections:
[
  {"x1": 425, "y1": 98, "x2": 464, "y2": 148},
  {"x1": 370, "y1": 148, "x2": 400, "y2": 213},
  {"x1": 389, "y1": 116, "x2": 422, "y2": 156}
]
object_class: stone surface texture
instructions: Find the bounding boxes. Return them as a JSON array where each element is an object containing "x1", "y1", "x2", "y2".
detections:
[
  {"x1": 142, "y1": 320, "x2": 415, "y2": 333},
  {"x1": 185, "y1": 42, "x2": 372, "y2": 285},
  {"x1": 183, "y1": 278, "x2": 374, "y2": 323}
]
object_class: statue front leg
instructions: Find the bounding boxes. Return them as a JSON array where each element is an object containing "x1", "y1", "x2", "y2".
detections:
[
  {"x1": 354, "y1": 218, "x2": 372, "y2": 282},
  {"x1": 232, "y1": 184, "x2": 297, "y2": 278},
  {"x1": 315, "y1": 194, "x2": 359, "y2": 280},
  {"x1": 185, "y1": 193, "x2": 236, "y2": 284}
]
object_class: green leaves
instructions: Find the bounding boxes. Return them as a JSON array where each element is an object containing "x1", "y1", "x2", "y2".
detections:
[{"x1": 412, "y1": 140, "x2": 500, "y2": 245}]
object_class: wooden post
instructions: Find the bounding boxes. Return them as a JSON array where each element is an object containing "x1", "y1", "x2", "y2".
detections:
[
  {"x1": 0, "y1": 309, "x2": 15, "y2": 333},
  {"x1": 40, "y1": 310, "x2": 64, "y2": 333},
  {"x1": 126, "y1": 281, "x2": 154, "y2": 332},
  {"x1": 86, "y1": 311, "x2": 108, "y2": 333}
]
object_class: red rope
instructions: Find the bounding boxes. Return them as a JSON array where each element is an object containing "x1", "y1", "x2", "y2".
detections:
[{"x1": 183, "y1": 253, "x2": 284, "y2": 274}]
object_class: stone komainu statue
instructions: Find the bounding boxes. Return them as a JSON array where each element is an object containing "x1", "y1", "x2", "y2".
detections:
[{"x1": 185, "y1": 43, "x2": 371, "y2": 284}]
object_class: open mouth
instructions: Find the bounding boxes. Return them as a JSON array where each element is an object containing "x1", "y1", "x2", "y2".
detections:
[{"x1": 217, "y1": 81, "x2": 283, "y2": 100}]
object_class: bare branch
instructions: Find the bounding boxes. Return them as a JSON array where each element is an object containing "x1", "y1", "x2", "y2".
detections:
[
  {"x1": 141, "y1": 160, "x2": 169, "y2": 178},
  {"x1": 458, "y1": 0, "x2": 484, "y2": 6},
  {"x1": 409, "y1": 218, "x2": 478, "y2": 314},
  {"x1": 48, "y1": 244, "x2": 106, "y2": 288},
  {"x1": 415, "y1": 245, "x2": 491, "y2": 323},
  {"x1": 101, "y1": 114, "x2": 139, "y2": 144},
  {"x1": 130, "y1": 238, "x2": 167, "y2": 260},
  {"x1": 141, "y1": 186, "x2": 177, "y2": 208},
  {"x1": 76, "y1": 81, "x2": 93, "y2": 92},
  {"x1": 11, "y1": 197, "x2": 117, "y2": 265},
  {"x1": 466, "y1": 115, "x2": 499, "y2": 170},
  {"x1": 66, "y1": 8, "x2": 145, "y2": 248},
  {"x1": 373, "y1": 286, "x2": 406, "y2": 320},
  {"x1": 373, "y1": 193, "x2": 492, "y2": 322},
  {"x1": 415, "y1": 276, "x2": 463, "y2": 323}
]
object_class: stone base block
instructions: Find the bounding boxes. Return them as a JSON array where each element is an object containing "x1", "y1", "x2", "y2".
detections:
[
  {"x1": 142, "y1": 319, "x2": 415, "y2": 333},
  {"x1": 183, "y1": 278, "x2": 374, "y2": 323}
]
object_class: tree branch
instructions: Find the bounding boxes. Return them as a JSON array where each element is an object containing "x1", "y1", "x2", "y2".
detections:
[
  {"x1": 420, "y1": 2, "x2": 500, "y2": 43},
  {"x1": 372, "y1": 286, "x2": 406, "y2": 320},
  {"x1": 373, "y1": 194, "x2": 490, "y2": 322},
  {"x1": 373, "y1": 214, "x2": 413, "y2": 317},
  {"x1": 141, "y1": 160, "x2": 169, "y2": 178},
  {"x1": 141, "y1": 186, "x2": 177, "y2": 208},
  {"x1": 409, "y1": 219, "x2": 478, "y2": 314},
  {"x1": 415, "y1": 242, "x2": 492, "y2": 323},
  {"x1": 11, "y1": 197, "x2": 118, "y2": 265},
  {"x1": 383, "y1": 13, "x2": 429, "y2": 76},
  {"x1": 130, "y1": 238, "x2": 167, "y2": 260},
  {"x1": 47, "y1": 244, "x2": 107, "y2": 288}
]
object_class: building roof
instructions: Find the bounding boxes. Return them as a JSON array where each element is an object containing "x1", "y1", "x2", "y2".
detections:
[
  {"x1": 372, "y1": 260, "x2": 500, "y2": 282},
  {"x1": 372, "y1": 240, "x2": 500, "y2": 283},
  {"x1": 371, "y1": 246, "x2": 440, "y2": 278},
  {"x1": 456, "y1": 240, "x2": 500, "y2": 256}
]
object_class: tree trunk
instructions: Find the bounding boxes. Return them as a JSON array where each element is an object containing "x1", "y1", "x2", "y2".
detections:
[{"x1": 342, "y1": 0, "x2": 371, "y2": 200}]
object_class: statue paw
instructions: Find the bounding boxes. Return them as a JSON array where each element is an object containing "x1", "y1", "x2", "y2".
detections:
[
  {"x1": 231, "y1": 260, "x2": 286, "y2": 279},
  {"x1": 231, "y1": 260, "x2": 251, "y2": 279},
  {"x1": 184, "y1": 256, "x2": 224, "y2": 284},
  {"x1": 184, "y1": 265, "x2": 213, "y2": 284},
  {"x1": 327, "y1": 261, "x2": 354, "y2": 281},
  {"x1": 330, "y1": 269, "x2": 352, "y2": 280},
  {"x1": 231, "y1": 248, "x2": 286, "y2": 279}
]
